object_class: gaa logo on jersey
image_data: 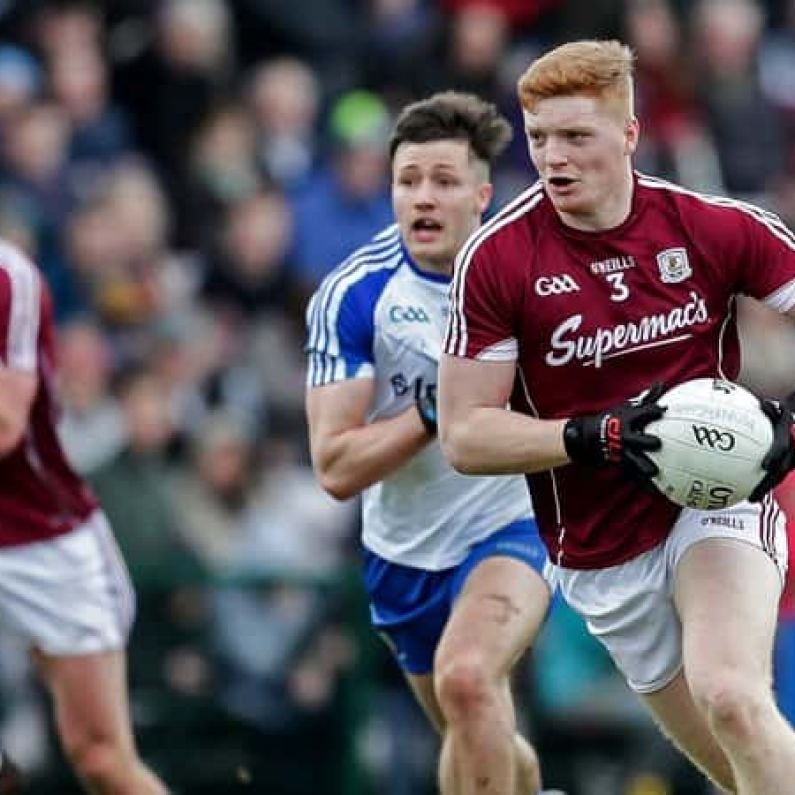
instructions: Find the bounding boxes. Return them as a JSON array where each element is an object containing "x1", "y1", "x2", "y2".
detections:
[
  {"x1": 656, "y1": 247, "x2": 692, "y2": 284},
  {"x1": 534, "y1": 274, "x2": 580, "y2": 296},
  {"x1": 389, "y1": 305, "x2": 431, "y2": 323}
]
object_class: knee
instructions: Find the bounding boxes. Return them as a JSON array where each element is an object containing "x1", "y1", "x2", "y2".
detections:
[
  {"x1": 434, "y1": 653, "x2": 496, "y2": 722},
  {"x1": 690, "y1": 668, "x2": 772, "y2": 744}
]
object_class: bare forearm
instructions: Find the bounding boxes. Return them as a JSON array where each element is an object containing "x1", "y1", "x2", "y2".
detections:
[
  {"x1": 441, "y1": 407, "x2": 569, "y2": 475},
  {"x1": 312, "y1": 407, "x2": 430, "y2": 500}
]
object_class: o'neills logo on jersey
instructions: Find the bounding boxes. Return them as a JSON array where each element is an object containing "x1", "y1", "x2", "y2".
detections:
[
  {"x1": 590, "y1": 255, "x2": 636, "y2": 275},
  {"x1": 545, "y1": 290, "x2": 709, "y2": 368}
]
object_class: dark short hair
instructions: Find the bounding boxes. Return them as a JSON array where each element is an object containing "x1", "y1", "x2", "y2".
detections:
[{"x1": 388, "y1": 91, "x2": 512, "y2": 166}]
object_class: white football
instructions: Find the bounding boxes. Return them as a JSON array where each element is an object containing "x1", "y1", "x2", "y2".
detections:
[{"x1": 645, "y1": 378, "x2": 773, "y2": 510}]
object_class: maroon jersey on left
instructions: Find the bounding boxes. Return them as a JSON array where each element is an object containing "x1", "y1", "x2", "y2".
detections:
[
  {"x1": 0, "y1": 242, "x2": 97, "y2": 547},
  {"x1": 445, "y1": 173, "x2": 795, "y2": 569}
]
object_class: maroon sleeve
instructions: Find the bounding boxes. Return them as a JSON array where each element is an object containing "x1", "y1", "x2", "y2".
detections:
[
  {"x1": 445, "y1": 233, "x2": 523, "y2": 361},
  {"x1": 734, "y1": 204, "x2": 795, "y2": 310}
]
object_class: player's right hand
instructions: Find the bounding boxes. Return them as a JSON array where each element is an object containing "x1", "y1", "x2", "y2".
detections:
[
  {"x1": 749, "y1": 393, "x2": 795, "y2": 502},
  {"x1": 562, "y1": 383, "x2": 666, "y2": 479}
]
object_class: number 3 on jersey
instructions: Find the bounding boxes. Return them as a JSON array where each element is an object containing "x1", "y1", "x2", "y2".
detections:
[{"x1": 606, "y1": 272, "x2": 629, "y2": 302}]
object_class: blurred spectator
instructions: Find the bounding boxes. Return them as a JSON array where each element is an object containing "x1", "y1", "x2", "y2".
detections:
[
  {"x1": 88, "y1": 366, "x2": 200, "y2": 585},
  {"x1": 201, "y1": 188, "x2": 296, "y2": 320},
  {"x1": 182, "y1": 101, "x2": 260, "y2": 249},
  {"x1": 57, "y1": 315, "x2": 126, "y2": 474},
  {"x1": 246, "y1": 56, "x2": 320, "y2": 192},
  {"x1": 625, "y1": 0, "x2": 723, "y2": 190},
  {"x1": 231, "y1": 0, "x2": 360, "y2": 96},
  {"x1": 414, "y1": 3, "x2": 510, "y2": 99},
  {"x1": 29, "y1": 0, "x2": 104, "y2": 61},
  {"x1": 690, "y1": 0, "x2": 787, "y2": 199},
  {"x1": 113, "y1": 0, "x2": 236, "y2": 229},
  {"x1": 0, "y1": 100, "x2": 71, "y2": 240},
  {"x1": 290, "y1": 90, "x2": 392, "y2": 289},
  {"x1": 0, "y1": 190, "x2": 39, "y2": 260},
  {"x1": 143, "y1": 308, "x2": 228, "y2": 442},
  {"x1": 0, "y1": 98, "x2": 82, "y2": 317},
  {"x1": 760, "y1": 0, "x2": 795, "y2": 147},
  {"x1": 171, "y1": 410, "x2": 260, "y2": 572},
  {"x1": 61, "y1": 191, "x2": 120, "y2": 317},
  {"x1": 359, "y1": 0, "x2": 441, "y2": 104},
  {"x1": 437, "y1": 0, "x2": 560, "y2": 30},
  {"x1": 172, "y1": 410, "x2": 355, "y2": 577},
  {"x1": 147, "y1": 302, "x2": 274, "y2": 443},
  {"x1": 178, "y1": 413, "x2": 357, "y2": 731},
  {"x1": 769, "y1": 168, "x2": 795, "y2": 232},
  {"x1": 0, "y1": 44, "x2": 42, "y2": 129},
  {"x1": 65, "y1": 159, "x2": 176, "y2": 347},
  {"x1": 196, "y1": 181, "x2": 304, "y2": 428},
  {"x1": 47, "y1": 46, "x2": 134, "y2": 175}
]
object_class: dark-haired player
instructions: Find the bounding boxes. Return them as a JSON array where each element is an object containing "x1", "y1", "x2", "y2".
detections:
[{"x1": 306, "y1": 92, "x2": 555, "y2": 795}]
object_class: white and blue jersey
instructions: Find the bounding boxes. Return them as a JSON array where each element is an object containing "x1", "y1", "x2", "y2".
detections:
[{"x1": 305, "y1": 225, "x2": 534, "y2": 571}]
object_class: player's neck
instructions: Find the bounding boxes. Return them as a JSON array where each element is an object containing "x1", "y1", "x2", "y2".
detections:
[
  {"x1": 414, "y1": 259, "x2": 453, "y2": 278},
  {"x1": 558, "y1": 170, "x2": 634, "y2": 233}
]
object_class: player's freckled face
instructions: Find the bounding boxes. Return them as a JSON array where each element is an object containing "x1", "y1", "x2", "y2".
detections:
[
  {"x1": 523, "y1": 94, "x2": 638, "y2": 231},
  {"x1": 392, "y1": 139, "x2": 492, "y2": 275}
]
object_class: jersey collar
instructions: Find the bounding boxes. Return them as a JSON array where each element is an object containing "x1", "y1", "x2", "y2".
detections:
[{"x1": 399, "y1": 239, "x2": 452, "y2": 284}]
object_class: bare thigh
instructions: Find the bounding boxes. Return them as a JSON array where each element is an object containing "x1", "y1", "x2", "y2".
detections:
[
  {"x1": 640, "y1": 539, "x2": 783, "y2": 793},
  {"x1": 405, "y1": 556, "x2": 549, "y2": 730},
  {"x1": 35, "y1": 649, "x2": 137, "y2": 756},
  {"x1": 435, "y1": 556, "x2": 550, "y2": 678},
  {"x1": 675, "y1": 538, "x2": 780, "y2": 688}
]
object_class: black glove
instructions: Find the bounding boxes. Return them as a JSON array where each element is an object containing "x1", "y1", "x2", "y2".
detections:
[
  {"x1": 563, "y1": 383, "x2": 666, "y2": 479},
  {"x1": 749, "y1": 393, "x2": 795, "y2": 502},
  {"x1": 415, "y1": 381, "x2": 437, "y2": 436}
]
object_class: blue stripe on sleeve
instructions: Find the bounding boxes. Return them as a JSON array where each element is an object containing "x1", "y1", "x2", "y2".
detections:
[{"x1": 306, "y1": 227, "x2": 403, "y2": 387}]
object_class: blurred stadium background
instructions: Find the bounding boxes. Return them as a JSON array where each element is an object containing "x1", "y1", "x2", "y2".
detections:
[{"x1": 0, "y1": 0, "x2": 791, "y2": 793}]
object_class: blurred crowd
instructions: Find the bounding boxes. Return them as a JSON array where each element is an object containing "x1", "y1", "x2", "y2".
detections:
[{"x1": 0, "y1": 0, "x2": 791, "y2": 792}]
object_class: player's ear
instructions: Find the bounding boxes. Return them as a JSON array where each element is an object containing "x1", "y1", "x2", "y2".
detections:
[
  {"x1": 624, "y1": 117, "x2": 640, "y2": 156},
  {"x1": 476, "y1": 181, "x2": 493, "y2": 214}
]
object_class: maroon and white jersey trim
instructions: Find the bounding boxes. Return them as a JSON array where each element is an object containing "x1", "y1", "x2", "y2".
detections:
[
  {"x1": 638, "y1": 175, "x2": 795, "y2": 312},
  {"x1": 0, "y1": 242, "x2": 40, "y2": 371},
  {"x1": 447, "y1": 182, "x2": 544, "y2": 357}
]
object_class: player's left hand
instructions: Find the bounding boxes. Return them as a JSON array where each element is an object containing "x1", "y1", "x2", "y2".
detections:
[
  {"x1": 415, "y1": 379, "x2": 437, "y2": 436},
  {"x1": 749, "y1": 392, "x2": 795, "y2": 502},
  {"x1": 563, "y1": 383, "x2": 666, "y2": 480}
]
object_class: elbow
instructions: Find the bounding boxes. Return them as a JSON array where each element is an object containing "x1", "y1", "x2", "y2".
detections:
[
  {"x1": 315, "y1": 469, "x2": 359, "y2": 502},
  {"x1": 439, "y1": 422, "x2": 480, "y2": 475}
]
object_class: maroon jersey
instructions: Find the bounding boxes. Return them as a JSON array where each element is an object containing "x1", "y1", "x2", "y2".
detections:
[
  {"x1": 0, "y1": 242, "x2": 98, "y2": 547},
  {"x1": 445, "y1": 173, "x2": 795, "y2": 569}
]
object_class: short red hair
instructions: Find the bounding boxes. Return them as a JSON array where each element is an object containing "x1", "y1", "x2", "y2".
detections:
[{"x1": 518, "y1": 40, "x2": 635, "y2": 119}]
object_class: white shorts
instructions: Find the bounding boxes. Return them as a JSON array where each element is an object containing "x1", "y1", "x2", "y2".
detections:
[
  {"x1": 547, "y1": 498, "x2": 788, "y2": 694},
  {"x1": 0, "y1": 511, "x2": 136, "y2": 656}
]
